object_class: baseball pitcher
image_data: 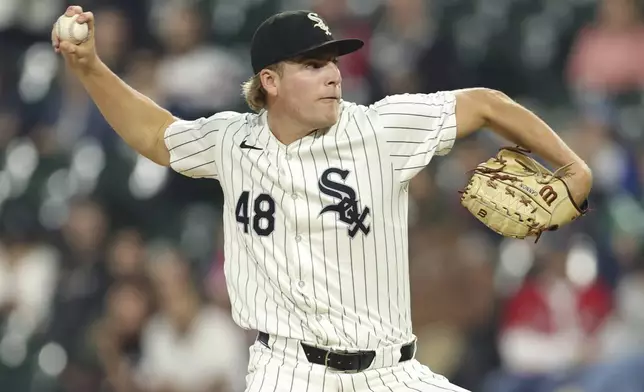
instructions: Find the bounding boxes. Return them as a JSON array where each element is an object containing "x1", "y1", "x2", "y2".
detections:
[{"x1": 52, "y1": 6, "x2": 592, "y2": 392}]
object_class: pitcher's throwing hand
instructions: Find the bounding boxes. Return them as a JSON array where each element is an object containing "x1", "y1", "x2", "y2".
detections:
[{"x1": 52, "y1": 6, "x2": 98, "y2": 72}]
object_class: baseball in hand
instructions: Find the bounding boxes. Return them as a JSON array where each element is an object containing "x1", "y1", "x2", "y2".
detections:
[{"x1": 55, "y1": 14, "x2": 89, "y2": 44}]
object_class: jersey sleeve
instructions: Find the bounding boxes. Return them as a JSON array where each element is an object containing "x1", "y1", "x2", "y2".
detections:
[
  {"x1": 163, "y1": 112, "x2": 238, "y2": 179},
  {"x1": 372, "y1": 91, "x2": 457, "y2": 182}
]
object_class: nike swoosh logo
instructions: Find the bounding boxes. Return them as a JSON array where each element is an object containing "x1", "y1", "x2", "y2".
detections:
[{"x1": 240, "y1": 140, "x2": 262, "y2": 150}]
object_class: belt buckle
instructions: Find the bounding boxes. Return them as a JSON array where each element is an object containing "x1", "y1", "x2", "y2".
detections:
[{"x1": 323, "y1": 351, "x2": 331, "y2": 367}]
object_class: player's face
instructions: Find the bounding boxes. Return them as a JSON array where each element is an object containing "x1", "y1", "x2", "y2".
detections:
[{"x1": 278, "y1": 54, "x2": 342, "y2": 129}]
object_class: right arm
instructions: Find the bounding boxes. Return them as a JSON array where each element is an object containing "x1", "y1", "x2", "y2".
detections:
[
  {"x1": 77, "y1": 60, "x2": 175, "y2": 166},
  {"x1": 53, "y1": 6, "x2": 174, "y2": 166}
]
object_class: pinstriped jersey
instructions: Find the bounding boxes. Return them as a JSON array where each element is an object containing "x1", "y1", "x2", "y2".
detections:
[{"x1": 164, "y1": 91, "x2": 457, "y2": 350}]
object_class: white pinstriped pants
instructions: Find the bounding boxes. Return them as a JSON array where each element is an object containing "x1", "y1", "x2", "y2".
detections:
[{"x1": 244, "y1": 334, "x2": 471, "y2": 392}]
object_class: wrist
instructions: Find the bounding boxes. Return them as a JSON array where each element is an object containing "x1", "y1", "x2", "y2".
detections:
[
  {"x1": 563, "y1": 161, "x2": 592, "y2": 207},
  {"x1": 571, "y1": 160, "x2": 593, "y2": 183},
  {"x1": 74, "y1": 55, "x2": 103, "y2": 78}
]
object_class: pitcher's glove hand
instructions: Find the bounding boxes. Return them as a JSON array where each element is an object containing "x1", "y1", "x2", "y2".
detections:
[{"x1": 459, "y1": 147, "x2": 588, "y2": 242}]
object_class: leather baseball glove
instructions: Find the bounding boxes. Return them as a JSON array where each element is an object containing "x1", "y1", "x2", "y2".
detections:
[{"x1": 459, "y1": 146, "x2": 588, "y2": 242}]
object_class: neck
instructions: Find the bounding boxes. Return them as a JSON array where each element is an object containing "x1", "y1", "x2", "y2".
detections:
[{"x1": 267, "y1": 108, "x2": 315, "y2": 146}]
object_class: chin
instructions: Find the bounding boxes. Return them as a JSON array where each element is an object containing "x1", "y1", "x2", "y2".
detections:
[
  {"x1": 320, "y1": 114, "x2": 339, "y2": 128},
  {"x1": 305, "y1": 102, "x2": 339, "y2": 129},
  {"x1": 323, "y1": 106, "x2": 340, "y2": 126}
]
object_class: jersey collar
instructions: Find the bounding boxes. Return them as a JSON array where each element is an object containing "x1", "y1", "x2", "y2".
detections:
[{"x1": 252, "y1": 103, "x2": 347, "y2": 152}]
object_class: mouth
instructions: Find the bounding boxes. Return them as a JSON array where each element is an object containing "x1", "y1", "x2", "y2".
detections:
[{"x1": 321, "y1": 97, "x2": 340, "y2": 102}]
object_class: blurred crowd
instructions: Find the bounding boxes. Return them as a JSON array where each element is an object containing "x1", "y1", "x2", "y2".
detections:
[{"x1": 0, "y1": 0, "x2": 643, "y2": 391}]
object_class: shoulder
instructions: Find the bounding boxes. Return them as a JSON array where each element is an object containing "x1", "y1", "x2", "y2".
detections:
[
  {"x1": 371, "y1": 92, "x2": 456, "y2": 107},
  {"x1": 179, "y1": 110, "x2": 248, "y2": 126},
  {"x1": 334, "y1": 92, "x2": 457, "y2": 116},
  {"x1": 351, "y1": 91, "x2": 457, "y2": 132},
  {"x1": 351, "y1": 91, "x2": 458, "y2": 119},
  {"x1": 165, "y1": 111, "x2": 250, "y2": 137}
]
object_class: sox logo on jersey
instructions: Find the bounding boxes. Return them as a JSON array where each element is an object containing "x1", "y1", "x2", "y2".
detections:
[
  {"x1": 163, "y1": 91, "x2": 468, "y2": 392},
  {"x1": 318, "y1": 168, "x2": 371, "y2": 237}
]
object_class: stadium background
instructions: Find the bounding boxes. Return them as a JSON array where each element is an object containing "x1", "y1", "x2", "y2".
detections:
[{"x1": 1, "y1": 0, "x2": 643, "y2": 391}]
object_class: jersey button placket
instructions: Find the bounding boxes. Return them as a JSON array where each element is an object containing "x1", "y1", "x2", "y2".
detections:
[
  {"x1": 279, "y1": 146, "x2": 294, "y2": 214},
  {"x1": 280, "y1": 146, "x2": 300, "y2": 287}
]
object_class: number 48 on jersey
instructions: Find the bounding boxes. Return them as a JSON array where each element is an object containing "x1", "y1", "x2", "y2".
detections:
[{"x1": 235, "y1": 191, "x2": 276, "y2": 236}]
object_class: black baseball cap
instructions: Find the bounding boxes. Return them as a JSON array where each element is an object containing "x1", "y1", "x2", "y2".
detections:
[{"x1": 250, "y1": 10, "x2": 364, "y2": 74}]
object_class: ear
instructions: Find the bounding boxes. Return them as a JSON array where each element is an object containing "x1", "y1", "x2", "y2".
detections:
[{"x1": 260, "y1": 68, "x2": 280, "y2": 97}]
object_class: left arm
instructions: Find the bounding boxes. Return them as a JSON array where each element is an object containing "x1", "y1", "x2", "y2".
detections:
[{"x1": 454, "y1": 88, "x2": 592, "y2": 204}]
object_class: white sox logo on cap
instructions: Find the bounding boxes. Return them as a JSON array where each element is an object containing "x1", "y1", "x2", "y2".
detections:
[{"x1": 307, "y1": 12, "x2": 332, "y2": 36}]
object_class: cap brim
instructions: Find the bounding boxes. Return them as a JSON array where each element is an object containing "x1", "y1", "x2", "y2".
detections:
[{"x1": 296, "y1": 38, "x2": 365, "y2": 58}]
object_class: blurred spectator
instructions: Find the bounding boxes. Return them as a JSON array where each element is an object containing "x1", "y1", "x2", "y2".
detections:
[
  {"x1": 0, "y1": 107, "x2": 20, "y2": 150},
  {"x1": 154, "y1": 4, "x2": 247, "y2": 119},
  {"x1": 596, "y1": 259, "x2": 644, "y2": 360},
  {"x1": 370, "y1": 0, "x2": 429, "y2": 95},
  {"x1": 369, "y1": 0, "x2": 464, "y2": 96},
  {"x1": 0, "y1": 0, "x2": 64, "y2": 33},
  {"x1": 564, "y1": 260, "x2": 644, "y2": 392},
  {"x1": 0, "y1": 201, "x2": 58, "y2": 348},
  {"x1": 566, "y1": 0, "x2": 644, "y2": 95},
  {"x1": 46, "y1": 198, "x2": 111, "y2": 389},
  {"x1": 93, "y1": 277, "x2": 154, "y2": 392},
  {"x1": 93, "y1": 7, "x2": 131, "y2": 74},
  {"x1": 135, "y1": 247, "x2": 247, "y2": 392},
  {"x1": 411, "y1": 227, "x2": 497, "y2": 387},
  {"x1": 33, "y1": 66, "x2": 116, "y2": 154},
  {"x1": 497, "y1": 244, "x2": 612, "y2": 376},
  {"x1": 122, "y1": 50, "x2": 165, "y2": 106},
  {"x1": 568, "y1": 115, "x2": 634, "y2": 197},
  {"x1": 107, "y1": 229, "x2": 147, "y2": 282}
]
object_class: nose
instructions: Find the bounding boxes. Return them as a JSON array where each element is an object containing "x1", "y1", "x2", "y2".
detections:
[{"x1": 325, "y1": 62, "x2": 342, "y2": 87}]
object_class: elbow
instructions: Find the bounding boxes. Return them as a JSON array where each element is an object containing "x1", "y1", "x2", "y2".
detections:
[
  {"x1": 480, "y1": 88, "x2": 515, "y2": 121},
  {"x1": 140, "y1": 118, "x2": 174, "y2": 167},
  {"x1": 147, "y1": 141, "x2": 171, "y2": 167},
  {"x1": 486, "y1": 88, "x2": 514, "y2": 103},
  {"x1": 137, "y1": 136, "x2": 170, "y2": 168},
  {"x1": 458, "y1": 88, "x2": 515, "y2": 130},
  {"x1": 577, "y1": 162, "x2": 594, "y2": 190},
  {"x1": 469, "y1": 88, "x2": 522, "y2": 135},
  {"x1": 153, "y1": 116, "x2": 177, "y2": 167}
]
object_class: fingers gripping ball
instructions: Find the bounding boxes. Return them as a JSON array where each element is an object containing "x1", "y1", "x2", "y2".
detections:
[
  {"x1": 459, "y1": 147, "x2": 588, "y2": 242},
  {"x1": 55, "y1": 14, "x2": 89, "y2": 45}
]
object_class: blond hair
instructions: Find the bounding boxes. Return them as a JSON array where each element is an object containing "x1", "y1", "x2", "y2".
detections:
[{"x1": 241, "y1": 64, "x2": 283, "y2": 112}]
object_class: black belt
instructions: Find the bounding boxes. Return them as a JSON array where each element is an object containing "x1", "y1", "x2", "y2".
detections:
[{"x1": 257, "y1": 332, "x2": 416, "y2": 372}]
